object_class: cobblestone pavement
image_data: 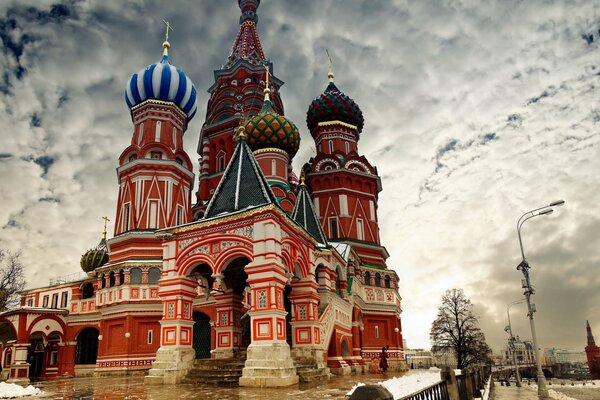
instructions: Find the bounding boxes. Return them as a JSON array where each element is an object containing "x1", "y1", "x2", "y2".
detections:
[{"x1": 31, "y1": 371, "x2": 408, "y2": 400}]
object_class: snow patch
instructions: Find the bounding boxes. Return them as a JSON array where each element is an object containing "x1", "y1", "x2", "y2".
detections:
[
  {"x1": 347, "y1": 371, "x2": 441, "y2": 399},
  {"x1": 0, "y1": 382, "x2": 43, "y2": 398}
]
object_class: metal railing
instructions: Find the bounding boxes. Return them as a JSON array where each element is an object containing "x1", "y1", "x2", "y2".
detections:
[
  {"x1": 400, "y1": 381, "x2": 450, "y2": 400},
  {"x1": 49, "y1": 271, "x2": 89, "y2": 286},
  {"x1": 456, "y1": 375, "x2": 468, "y2": 400}
]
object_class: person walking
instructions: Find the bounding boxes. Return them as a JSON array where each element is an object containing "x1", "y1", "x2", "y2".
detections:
[{"x1": 379, "y1": 345, "x2": 389, "y2": 373}]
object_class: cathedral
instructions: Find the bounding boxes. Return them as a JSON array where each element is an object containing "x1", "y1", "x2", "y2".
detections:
[{"x1": 0, "y1": 0, "x2": 404, "y2": 386}]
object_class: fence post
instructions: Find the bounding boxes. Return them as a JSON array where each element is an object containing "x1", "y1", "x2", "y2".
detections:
[
  {"x1": 463, "y1": 368, "x2": 474, "y2": 400},
  {"x1": 473, "y1": 367, "x2": 482, "y2": 398},
  {"x1": 441, "y1": 366, "x2": 460, "y2": 400}
]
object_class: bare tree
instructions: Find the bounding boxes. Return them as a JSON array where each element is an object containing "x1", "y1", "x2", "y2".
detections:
[
  {"x1": 430, "y1": 288, "x2": 492, "y2": 369},
  {"x1": 0, "y1": 249, "x2": 26, "y2": 311}
]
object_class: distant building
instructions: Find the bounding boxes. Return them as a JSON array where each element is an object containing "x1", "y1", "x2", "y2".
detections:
[
  {"x1": 545, "y1": 348, "x2": 586, "y2": 365},
  {"x1": 585, "y1": 321, "x2": 600, "y2": 379},
  {"x1": 405, "y1": 349, "x2": 434, "y2": 369},
  {"x1": 503, "y1": 336, "x2": 536, "y2": 366},
  {"x1": 432, "y1": 349, "x2": 457, "y2": 368}
]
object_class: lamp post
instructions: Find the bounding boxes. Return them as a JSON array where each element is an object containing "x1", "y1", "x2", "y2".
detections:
[
  {"x1": 505, "y1": 299, "x2": 525, "y2": 387},
  {"x1": 516, "y1": 200, "x2": 565, "y2": 399}
]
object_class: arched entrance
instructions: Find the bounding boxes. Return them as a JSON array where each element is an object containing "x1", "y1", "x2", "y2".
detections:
[
  {"x1": 216, "y1": 256, "x2": 250, "y2": 357},
  {"x1": 193, "y1": 312, "x2": 211, "y2": 359},
  {"x1": 75, "y1": 327, "x2": 99, "y2": 365},
  {"x1": 188, "y1": 263, "x2": 214, "y2": 298},
  {"x1": 28, "y1": 333, "x2": 44, "y2": 378}
]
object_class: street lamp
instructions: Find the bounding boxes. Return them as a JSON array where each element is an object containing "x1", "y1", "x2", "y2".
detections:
[
  {"x1": 505, "y1": 299, "x2": 525, "y2": 387},
  {"x1": 516, "y1": 200, "x2": 565, "y2": 400}
]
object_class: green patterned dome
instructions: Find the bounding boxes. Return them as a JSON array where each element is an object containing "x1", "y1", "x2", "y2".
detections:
[
  {"x1": 244, "y1": 98, "x2": 300, "y2": 158},
  {"x1": 307, "y1": 77, "x2": 364, "y2": 136},
  {"x1": 80, "y1": 238, "x2": 109, "y2": 272}
]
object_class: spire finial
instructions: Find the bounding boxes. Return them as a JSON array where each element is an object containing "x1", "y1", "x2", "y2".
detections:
[
  {"x1": 162, "y1": 19, "x2": 173, "y2": 56},
  {"x1": 300, "y1": 170, "x2": 306, "y2": 185},
  {"x1": 102, "y1": 216, "x2": 110, "y2": 240},
  {"x1": 263, "y1": 64, "x2": 271, "y2": 102},
  {"x1": 326, "y1": 49, "x2": 334, "y2": 82},
  {"x1": 238, "y1": 0, "x2": 260, "y2": 24}
]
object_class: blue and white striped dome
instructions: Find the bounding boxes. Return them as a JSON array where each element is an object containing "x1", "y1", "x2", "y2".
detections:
[{"x1": 125, "y1": 52, "x2": 198, "y2": 122}]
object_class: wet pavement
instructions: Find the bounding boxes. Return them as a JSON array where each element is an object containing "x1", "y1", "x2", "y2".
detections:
[
  {"x1": 32, "y1": 371, "x2": 409, "y2": 400},
  {"x1": 491, "y1": 383, "x2": 600, "y2": 400}
]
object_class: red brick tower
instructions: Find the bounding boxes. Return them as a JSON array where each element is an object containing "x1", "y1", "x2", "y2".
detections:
[
  {"x1": 304, "y1": 71, "x2": 386, "y2": 266},
  {"x1": 585, "y1": 320, "x2": 600, "y2": 379},
  {"x1": 113, "y1": 37, "x2": 197, "y2": 262},
  {"x1": 193, "y1": 0, "x2": 289, "y2": 217}
]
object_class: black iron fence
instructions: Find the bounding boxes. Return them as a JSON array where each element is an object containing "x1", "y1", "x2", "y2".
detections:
[
  {"x1": 401, "y1": 381, "x2": 450, "y2": 400},
  {"x1": 398, "y1": 365, "x2": 492, "y2": 400}
]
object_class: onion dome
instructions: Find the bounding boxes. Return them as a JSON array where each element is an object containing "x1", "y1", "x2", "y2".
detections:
[
  {"x1": 80, "y1": 238, "x2": 109, "y2": 272},
  {"x1": 124, "y1": 39, "x2": 198, "y2": 122},
  {"x1": 244, "y1": 69, "x2": 300, "y2": 158},
  {"x1": 306, "y1": 72, "x2": 364, "y2": 135}
]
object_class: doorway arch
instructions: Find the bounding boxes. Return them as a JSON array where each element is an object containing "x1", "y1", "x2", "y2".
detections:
[
  {"x1": 75, "y1": 327, "x2": 99, "y2": 365},
  {"x1": 28, "y1": 333, "x2": 45, "y2": 378},
  {"x1": 193, "y1": 312, "x2": 211, "y2": 359}
]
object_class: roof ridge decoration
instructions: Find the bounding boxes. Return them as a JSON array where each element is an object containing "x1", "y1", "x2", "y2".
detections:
[
  {"x1": 226, "y1": 0, "x2": 265, "y2": 68},
  {"x1": 291, "y1": 175, "x2": 327, "y2": 244},
  {"x1": 204, "y1": 124, "x2": 278, "y2": 218}
]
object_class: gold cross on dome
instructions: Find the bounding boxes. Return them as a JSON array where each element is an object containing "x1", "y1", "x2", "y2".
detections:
[
  {"x1": 264, "y1": 64, "x2": 270, "y2": 88},
  {"x1": 102, "y1": 216, "x2": 110, "y2": 240},
  {"x1": 326, "y1": 49, "x2": 335, "y2": 82},
  {"x1": 162, "y1": 19, "x2": 174, "y2": 42}
]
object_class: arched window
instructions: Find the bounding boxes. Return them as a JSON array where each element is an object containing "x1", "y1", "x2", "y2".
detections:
[
  {"x1": 81, "y1": 282, "x2": 94, "y2": 299},
  {"x1": 99, "y1": 274, "x2": 105, "y2": 289},
  {"x1": 109, "y1": 272, "x2": 116, "y2": 287},
  {"x1": 374, "y1": 272, "x2": 381, "y2": 287},
  {"x1": 385, "y1": 275, "x2": 391, "y2": 288},
  {"x1": 130, "y1": 268, "x2": 142, "y2": 285},
  {"x1": 364, "y1": 271, "x2": 371, "y2": 286},
  {"x1": 119, "y1": 270, "x2": 125, "y2": 286},
  {"x1": 148, "y1": 268, "x2": 161, "y2": 284}
]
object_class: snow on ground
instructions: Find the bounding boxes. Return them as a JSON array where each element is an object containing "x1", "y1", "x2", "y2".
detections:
[
  {"x1": 0, "y1": 382, "x2": 42, "y2": 398},
  {"x1": 347, "y1": 371, "x2": 441, "y2": 399},
  {"x1": 528, "y1": 383, "x2": 580, "y2": 400}
]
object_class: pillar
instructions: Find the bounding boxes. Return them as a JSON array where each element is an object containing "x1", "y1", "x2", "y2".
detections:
[
  {"x1": 145, "y1": 241, "x2": 196, "y2": 385},
  {"x1": 239, "y1": 220, "x2": 298, "y2": 387},
  {"x1": 289, "y1": 279, "x2": 326, "y2": 369},
  {"x1": 7, "y1": 314, "x2": 29, "y2": 383},
  {"x1": 212, "y1": 291, "x2": 243, "y2": 359}
]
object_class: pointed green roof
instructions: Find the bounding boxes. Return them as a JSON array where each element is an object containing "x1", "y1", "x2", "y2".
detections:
[
  {"x1": 291, "y1": 182, "x2": 327, "y2": 244},
  {"x1": 204, "y1": 138, "x2": 277, "y2": 218}
]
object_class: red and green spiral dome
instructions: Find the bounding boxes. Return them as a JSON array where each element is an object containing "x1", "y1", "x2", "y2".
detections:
[
  {"x1": 306, "y1": 79, "x2": 364, "y2": 136},
  {"x1": 244, "y1": 98, "x2": 300, "y2": 158}
]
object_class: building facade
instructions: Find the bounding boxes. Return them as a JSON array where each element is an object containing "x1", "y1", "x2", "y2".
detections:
[
  {"x1": 502, "y1": 336, "x2": 536, "y2": 367},
  {"x1": 0, "y1": 0, "x2": 404, "y2": 386}
]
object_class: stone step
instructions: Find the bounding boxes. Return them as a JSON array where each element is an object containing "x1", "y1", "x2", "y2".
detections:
[{"x1": 183, "y1": 358, "x2": 246, "y2": 385}]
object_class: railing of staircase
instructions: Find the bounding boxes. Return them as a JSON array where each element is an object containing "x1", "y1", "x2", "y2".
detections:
[{"x1": 399, "y1": 381, "x2": 450, "y2": 400}]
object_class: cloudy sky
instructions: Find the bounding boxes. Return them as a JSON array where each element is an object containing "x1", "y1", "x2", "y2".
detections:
[{"x1": 1, "y1": 0, "x2": 598, "y2": 352}]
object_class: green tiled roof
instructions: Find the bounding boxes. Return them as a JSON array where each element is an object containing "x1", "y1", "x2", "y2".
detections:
[
  {"x1": 204, "y1": 138, "x2": 277, "y2": 218},
  {"x1": 291, "y1": 183, "x2": 327, "y2": 244}
]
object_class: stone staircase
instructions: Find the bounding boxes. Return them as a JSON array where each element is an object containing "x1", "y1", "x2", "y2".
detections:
[
  {"x1": 182, "y1": 357, "x2": 246, "y2": 385},
  {"x1": 294, "y1": 358, "x2": 330, "y2": 383}
]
